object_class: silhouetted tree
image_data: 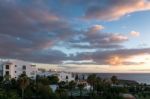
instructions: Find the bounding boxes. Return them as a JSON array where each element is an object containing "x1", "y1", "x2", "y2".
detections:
[
  {"x1": 78, "y1": 83, "x2": 85, "y2": 98},
  {"x1": 111, "y1": 75, "x2": 118, "y2": 84},
  {"x1": 18, "y1": 74, "x2": 29, "y2": 99},
  {"x1": 68, "y1": 81, "x2": 76, "y2": 97},
  {"x1": 87, "y1": 74, "x2": 97, "y2": 94}
]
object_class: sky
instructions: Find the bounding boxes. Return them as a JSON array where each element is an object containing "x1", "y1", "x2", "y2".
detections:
[{"x1": 0, "y1": 0, "x2": 150, "y2": 73}]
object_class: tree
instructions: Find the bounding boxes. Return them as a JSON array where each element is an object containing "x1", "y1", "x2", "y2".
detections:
[
  {"x1": 68, "y1": 81, "x2": 76, "y2": 97},
  {"x1": 78, "y1": 83, "x2": 85, "y2": 98},
  {"x1": 0, "y1": 91, "x2": 20, "y2": 99},
  {"x1": 87, "y1": 74, "x2": 97, "y2": 93},
  {"x1": 48, "y1": 76, "x2": 59, "y2": 84},
  {"x1": 111, "y1": 75, "x2": 118, "y2": 84},
  {"x1": 56, "y1": 88, "x2": 65, "y2": 98},
  {"x1": 0, "y1": 76, "x2": 3, "y2": 82},
  {"x1": 3, "y1": 74, "x2": 11, "y2": 82},
  {"x1": 38, "y1": 77, "x2": 50, "y2": 85},
  {"x1": 95, "y1": 77, "x2": 102, "y2": 94},
  {"x1": 2, "y1": 74, "x2": 11, "y2": 97},
  {"x1": 58, "y1": 81, "x2": 66, "y2": 88},
  {"x1": 18, "y1": 74, "x2": 29, "y2": 99},
  {"x1": 11, "y1": 78, "x2": 17, "y2": 89},
  {"x1": 37, "y1": 83, "x2": 52, "y2": 99}
]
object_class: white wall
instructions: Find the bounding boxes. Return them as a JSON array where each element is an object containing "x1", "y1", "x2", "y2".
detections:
[
  {"x1": 58, "y1": 72, "x2": 75, "y2": 82},
  {"x1": 1, "y1": 60, "x2": 37, "y2": 79}
]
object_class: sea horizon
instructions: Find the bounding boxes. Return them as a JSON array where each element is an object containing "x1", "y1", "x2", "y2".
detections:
[{"x1": 82, "y1": 73, "x2": 150, "y2": 85}]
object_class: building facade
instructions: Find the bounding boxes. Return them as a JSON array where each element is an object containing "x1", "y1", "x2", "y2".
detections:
[
  {"x1": 57, "y1": 72, "x2": 75, "y2": 82},
  {"x1": 37, "y1": 70, "x2": 75, "y2": 82},
  {"x1": 0, "y1": 60, "x2": 37, "y2": 79}
]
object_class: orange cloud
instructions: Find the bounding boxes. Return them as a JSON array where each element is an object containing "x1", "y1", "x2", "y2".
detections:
[
  {"x1": 90, "y1": 25, "x2": 104, "y2": 32},
  {"x1": 130, "y1": 31, "x2": 140, "y2": 37},
  {"x1": 104, "y1": 34, "x2": 128, "y2": 43},
  {"x1": 107, "y1": 56, "x2": 123, "y2": 65},
  {"x1": 85, "y1": 0, "x2": 150, "y2": 20}
]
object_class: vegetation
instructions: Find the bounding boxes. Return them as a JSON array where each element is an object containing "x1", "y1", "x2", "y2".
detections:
[
  {"x1": 0, "y1": 74, "x2": 149, "y2": 99},
  {"x1": 77, "y1": 83, "x2": 85, "y2": 97},
  {"x1": 18, "y1": 74, "x2": 29, "y2": 99},
  {"x1": 111, "y1": 75, "x2": 118, "y2": 84}
]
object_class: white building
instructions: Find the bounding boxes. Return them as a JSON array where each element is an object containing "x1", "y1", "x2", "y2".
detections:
[
  {"x1": 0, "y1": 60, "x2": 37, "y2": 79},
  {"x1": 37, "y1": 70, "x2": 57, "y2": 77},
  {"x1": 57, "y1": 72, "x2": 75, "y2": 82},
  {"x1": 37, "y1": 70, "x2": 75, "y2": 82}
]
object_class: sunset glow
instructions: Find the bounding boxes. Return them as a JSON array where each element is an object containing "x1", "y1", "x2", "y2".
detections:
[{"x1": 0, "y1": 0, "x2": 150, "y2": 73}]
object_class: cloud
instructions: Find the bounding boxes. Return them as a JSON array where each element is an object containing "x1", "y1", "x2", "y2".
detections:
[
  {"x1": 104, "y1": 34, "x2": 128, "y2": 43},
  {"x1": 0, "y1": 0, "x2": 76, "y2": 64},
  {"x1": 68, "y1": 25, "x2": 128, "y2": 50},
  {"x1": 84, "y1": 0, "x2": 150, "y2": 20},
  {"x1": 37, "y1": 0, "x2": 150, "y2": 21},
  {"x1": 71, "y1": 48, "x2": 150, "y2": 65},
  {"x1": 0, "y1": 0, "x2": 149, "y2": 66},
  {"x1": 0, "y1": 0, "x2": 75, "y2": 47},
  {"x1": 89, "y1": 25, "x2": 104, "y2": 32},
  {"x1": 130, "y1": 31, "x2": 140, "y2": 37},
  {"x1": 107, "y1": 56, "x2": 123, "y2": 65}
]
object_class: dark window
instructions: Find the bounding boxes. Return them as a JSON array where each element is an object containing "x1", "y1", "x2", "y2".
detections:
[
  {"x1": 15, "y1": 65, "x2": 17, "y2": 67},
  {"x1": 6, "y1": 65, "x2": 9, "y2": 69},
  {"x1": 22, "y1": 65, "x2": 26, "y2": 70},
  {"x1": 6, "y1": 71, "x2": 9, "y2": 75},
  {"x1": 15, "y1": 71, "x2": 17, "y2": 73},
  {"x1": 66, "y1": 76, "x2": 68, "y2": 79}
]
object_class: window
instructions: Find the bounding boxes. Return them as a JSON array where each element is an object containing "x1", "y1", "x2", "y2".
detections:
[
  {"x1": 6, "y1": 71, "x2": 9, "y2": 75},
  {"x1": 15, "y1": 65, "x2": 17, "y2": 67},
  {"x1": 22, "y1": 65, "x2": 26, "y2": 70},
  {"x1": 15, "y1": 71, "x2": 17, "y2": 73},
  {"x1": 66, "y1": 76, "x2": 68, "y2": 79},
  {"x1": 6, "y1": 65, "x2": 9, "y2": 69}
]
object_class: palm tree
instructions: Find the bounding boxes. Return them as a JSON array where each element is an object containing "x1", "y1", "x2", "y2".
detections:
[
  {"x1": 87, "y1": 74, "x2": 97, "y2": 94},
  {"x1": 78, "y1": 83, "x2": 85, "y2": 98},
  {"x1": 3, "y1": 74, "x2": 11, "y2": 97},
  {"x1": 95, "y1": 77, "x2": 102, "y2": 95},
  {"x1": 3, "y1": 74, "x2": 11, "y2": 81},
  {"x1": 58, "y1": 81, "x2": 66, "y2": 88},
  {"x1": 68, "y1": 81, "x2": 76, "y2": 97},
  {"x1": 56, "y1": 88, "x2": 66, "y2": 98},
  {"x1": 36, "y1": 83, "x2": 52, "y2": 99},
  {"x1": 18, "y1": 74, "x2": 29, "y2": 99},
  {"x1": 57, "y1": 81, "x2": 67, "y2": 98},
  {"x1": 47, "y1": 75, "x2": 59, "y2": 84},
  {"x1": 111, "y1": 75, "x2": 118, "y2": 84}
]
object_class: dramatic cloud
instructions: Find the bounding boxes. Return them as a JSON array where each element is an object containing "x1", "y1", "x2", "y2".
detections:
[
  {"x1": 0, "y1": 0, "x2": 75, "y2": 63},
  {"x1": 0, "y1": 0, "x2": 149, "y2": 67},
  {"x1": 68, "y1": 25, "x2": 128, "y2": 50},
  {"x1": 84, "y1": 0, "x2": 150, "y2": 20},
  {"x1": 70, "y1": 48, "x2": 150, "y2": 65}
]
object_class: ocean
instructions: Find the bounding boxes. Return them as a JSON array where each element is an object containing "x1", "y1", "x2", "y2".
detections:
[{"x1": 96, "y1": 73, "x2": 150, "y2": 84}]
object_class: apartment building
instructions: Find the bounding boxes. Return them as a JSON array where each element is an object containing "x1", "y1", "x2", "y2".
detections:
[{"x1": 0, "y1": 60, "x2": 37, "y2": 79}]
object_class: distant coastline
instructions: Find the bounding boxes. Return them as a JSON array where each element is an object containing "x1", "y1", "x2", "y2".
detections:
[{"x1": 78, "y1": 73, "x2": 150, "y2": 84}]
